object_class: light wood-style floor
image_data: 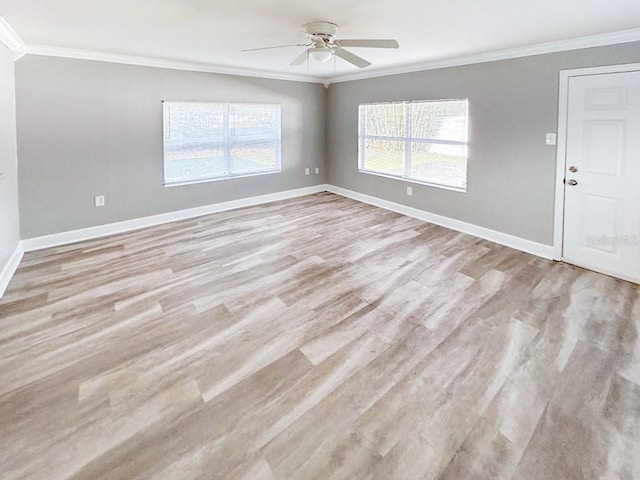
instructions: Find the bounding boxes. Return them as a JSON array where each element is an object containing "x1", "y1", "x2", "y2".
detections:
[{"x1": 1, "y1": 193, "x2": 639, "y2": 480}]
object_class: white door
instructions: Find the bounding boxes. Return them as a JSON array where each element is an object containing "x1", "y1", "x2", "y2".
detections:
[{"x1": 563, "y1": 70, "x2": 640, "y2": 283}]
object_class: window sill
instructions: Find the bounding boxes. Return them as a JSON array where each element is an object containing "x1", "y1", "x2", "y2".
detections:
[
  {"x1": 163, "y1": 169, "x2": 281, "y2": 188},
  {"x1": 358, "y1": 169, "x2": 467, "y2": 193}
]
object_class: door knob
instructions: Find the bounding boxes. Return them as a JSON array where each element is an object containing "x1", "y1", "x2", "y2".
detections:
[
  {"x1": 567, "y1": 179, "x2": 578, "y2": 186},
  {"x1": 569, "y1": 166, "x2": 578, "y2": 173}
]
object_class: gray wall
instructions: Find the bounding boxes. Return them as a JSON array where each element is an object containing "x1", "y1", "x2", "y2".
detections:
[
  {"x1": 327, "y1": 42, "x2": 640, "y2": 245},
  {"x1": 0, "y1": 44, "x2": 20, "y2": 277},
  {"x1": 14, "y1": 42, "x2": 640, "y2": 244},
  {"x1": 16, "y1": 56, "x2": 326, "y2": 238}
]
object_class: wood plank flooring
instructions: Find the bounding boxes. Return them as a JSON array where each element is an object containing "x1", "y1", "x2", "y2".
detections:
[{"x1": 1, "y1": 192, "x2": 639, "y2": 479}]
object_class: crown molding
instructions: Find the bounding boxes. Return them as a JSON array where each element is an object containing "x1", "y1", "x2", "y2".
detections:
[
  {"x1": 325, "y1": 27, "x2": 640, "y2": 84},
  {"x1": 23, "y1": 44, "x2": 325, "y2": 84},
  {"x1": 0, "y1": 17, "x2": 26, "y2": 60},
  {"x1": 17, "y1": 27, "x2": 640, "y2": 86}
]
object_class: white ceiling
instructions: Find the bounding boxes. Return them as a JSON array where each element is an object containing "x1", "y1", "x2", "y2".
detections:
[{"x1": 1, "y1": 0, "x2": 640, "y2": 81}]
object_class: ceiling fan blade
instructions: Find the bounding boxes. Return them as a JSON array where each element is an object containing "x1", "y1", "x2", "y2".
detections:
[
  {"x1": 242, "y1": 43, "x2": 308, "y2": 52},
  {"x1": 335, "y1": 39, "x2": 399, "y2": 49},
  {"x1": 290, "y1": 50, "x2": 309, "y2": 66},
  {"x1": 334, "y1": 48, "x2": 371, "y2": 68}
]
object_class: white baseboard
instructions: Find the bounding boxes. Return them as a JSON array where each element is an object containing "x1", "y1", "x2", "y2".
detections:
[
  {"x1": 21, "y1": 184, "x2": 329, "y2": 252},
  {"x1": 327, "y1": 185, "x2": 556, "y2": 260},
  {"x1": 0, "y1": 242, "x2": 24, "y2": 299},
  {"x1": 13, "y1": 182, "x2": 556, "y2": 291},
  {"x1": 2, "y1": 183, "x2": 558, "y2": 298}
]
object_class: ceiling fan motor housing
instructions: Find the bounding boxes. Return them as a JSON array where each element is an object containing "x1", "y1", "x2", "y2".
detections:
[{"x1": 303, "y1": 21, "x2": 339, "y2": 43}]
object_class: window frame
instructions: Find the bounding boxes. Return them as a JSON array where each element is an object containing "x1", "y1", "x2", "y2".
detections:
[
  {"x1": 162, "y1": 101, "x2": 282, "y2": 187},
  {"x1": 357, "y1": 99, "x2": 469, "y2": 192}
]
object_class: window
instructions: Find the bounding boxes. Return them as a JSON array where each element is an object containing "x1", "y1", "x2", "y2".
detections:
[
  {"x1": 163, "y1": 102, "x2": 281, "y2": 186},
  {"x1": 358, "y1": 99, "x2": 469, "y2": 191}
]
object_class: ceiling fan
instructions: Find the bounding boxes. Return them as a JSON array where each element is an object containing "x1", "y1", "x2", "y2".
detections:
[{"x1": 242, "y1": 21, "x2": 399, "y2": 68}]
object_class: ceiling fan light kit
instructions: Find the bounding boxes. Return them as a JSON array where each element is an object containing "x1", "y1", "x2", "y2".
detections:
[
  {"x1": 308, "y1": 46, "x2": 333, "y2": 62},
  {"x1": 242, "y1": 21, "x2": 399, "y2": 69}
]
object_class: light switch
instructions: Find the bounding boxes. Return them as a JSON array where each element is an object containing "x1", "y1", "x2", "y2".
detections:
[{"x1": 546, "y1": 133, "x2": 557, "y2": 145}]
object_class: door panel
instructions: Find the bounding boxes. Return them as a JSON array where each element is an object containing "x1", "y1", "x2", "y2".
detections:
[
  {"x1": 563, "y1": 70, "x2": 640, "y2": 283},
  {"x1": 581, "y1": 195, "x2": 619, "y2": 254},
  {"x1": 583, "y1": 120, "x2": 624, "y2": 176},
  {"x1": 585, "y1": 87, "x2": 628, "y2": 110}
]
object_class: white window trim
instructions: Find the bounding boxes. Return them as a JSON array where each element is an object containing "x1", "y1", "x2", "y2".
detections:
[
  {"x1": 357, "y1": 99, "x2": 469, "y2": 192},
  {"x1": 163, "y1": 169, "x2": 281, "y2": 188},
  {"x1": 359, "y1": 169, "x2": 468, "y2": 193},
  {"x1": 162, "y1": 101, "x2": 282, "y2": 187}
]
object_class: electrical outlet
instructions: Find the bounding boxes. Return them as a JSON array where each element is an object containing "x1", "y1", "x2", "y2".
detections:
[
  {"x1": 315, "y1": 167, "x2": 320, "y2": 174},
  {"x1": 305, "y1": 168, "x2": 310, "y2": 176},
  {"x1": 94, "y1": 195, "x2": 105, "y2": 207},
  {"x1": 545, "y1": 133, "x2": 557, "y2": 145},
  {"x1": 406, "y1": 186, "x2": 413, "y2": 196}
]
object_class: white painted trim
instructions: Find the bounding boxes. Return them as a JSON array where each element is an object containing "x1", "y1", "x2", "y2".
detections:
[
  {"x1": 358, "y1": 169, "x2": 467, "y2": 193},
  {"x1": 553, "y1": 70, "x2": 570, "y2": 260},
  {"x1": 327, "y1": 185, "x2": 555, "y2": 259},
  {"x1": 19, "y1": 28, "x2": 640, "y2": 86},
  {"x1": 553, "y1": 62, "x2": 640, "y2": 260},
  {"x1": 0, "y1": 242, "x2": 24, "y2": 299},
  {"x1": 326, "y1": 28, "x2": 640, "y2": 84},
  {"x1": 558, "y1": 62, "x2": 640, "y2": 78},
  {"x1": 23, "y1": 45, "x2": 325, "y2": 84},
  {"x1": 19, "y1": 182, "x2": 555, "y2": 260},
  {"x1": 0, "y1": 17, "x2": 26, "y2": 60},
  {"x1": 21, "y1": 185, "x2": 328, "y2": 252},
  {"x1": 17, "y1": 182, "x2": 558, "y2": 270}
]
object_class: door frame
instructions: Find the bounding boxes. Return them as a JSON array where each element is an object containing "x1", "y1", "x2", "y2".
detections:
[{"x1": 552, "y1": 62, "x2": 640, "y2": 263}]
